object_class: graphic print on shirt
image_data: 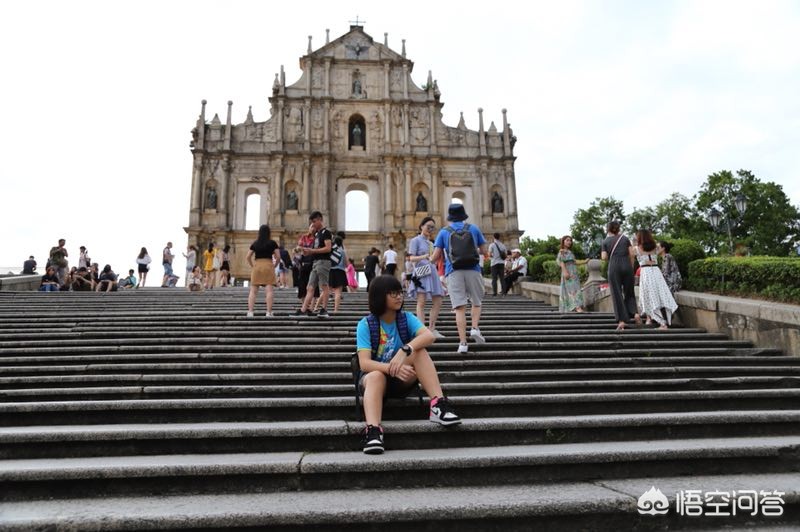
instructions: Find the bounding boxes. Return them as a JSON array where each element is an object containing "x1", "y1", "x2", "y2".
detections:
[{"x1": 377, "y1": 327, "x2": 396, "y2": 363}]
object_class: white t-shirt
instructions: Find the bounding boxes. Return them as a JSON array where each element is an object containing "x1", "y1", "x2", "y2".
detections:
[
  {"x1": 511, "y1": 256, "x2": 527, "y2": 276},
  {"x1": 384, "y1": 249, "x2": 398, "y2": 265}
]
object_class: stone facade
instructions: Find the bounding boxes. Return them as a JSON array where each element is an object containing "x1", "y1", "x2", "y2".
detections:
[{"x1": 185, "y1": 26, "x2": 521, "y2": 279}]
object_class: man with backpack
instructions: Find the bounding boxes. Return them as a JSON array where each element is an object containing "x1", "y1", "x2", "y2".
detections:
[
  {"x1": 431, "y1": 203, "x2": 488, "y2": 354},
  {"x1": 489, "y1": 232, "x2": 508, "y2": 296}
]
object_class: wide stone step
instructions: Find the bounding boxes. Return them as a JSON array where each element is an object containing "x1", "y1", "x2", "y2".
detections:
[
  {"x1": 2, "y1": 411, "x2": 799, "y2": 459},
  {"x1": 1, "y1": 389, "x2": 798, "y2": 425},
  {"x1": 3, "y1": 472, "x2": 795, "y2": 531},
  {"x1": 1, "y1": 436, "x2": 797, "y2": 501},
  {"x1": 2, "y1": 376, "x2": 799, "y2": 402}
]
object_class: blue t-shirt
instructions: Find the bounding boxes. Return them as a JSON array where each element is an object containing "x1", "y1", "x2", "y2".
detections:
[
  {"x1": 356, "y1": 311, "x2": 426, "y2": 363},
  {"x1": 433, "y1": 222, "x2": 487, "y2": 276}
]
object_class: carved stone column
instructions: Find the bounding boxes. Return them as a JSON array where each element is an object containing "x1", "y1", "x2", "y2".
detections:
[
  {"x1": 301, "y1": 159, "x2": 310, "y2": 213},
  {"x1": 383, "y1": 161, "x2": 393, "y2": 228},
  {"x1": 505, "y1": 162, "x2": 517, "y2": 215},
  {"x1": 431, "y1": 160, "x2": 440, "y2": 213}
]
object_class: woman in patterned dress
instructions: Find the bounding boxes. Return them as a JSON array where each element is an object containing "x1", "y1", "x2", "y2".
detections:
[
  {"x1": 657, "y1": 241, "x2": 682, "y2": 295},
  {"x1": 407, "y1": 216, "x2": 446, "y2": 339},
  {"x1": 635, "y1": 230, "x2": 678, "y2": 330},
  {"x1": 557, "y1": 235, "x2": 585, "y2": 313}
]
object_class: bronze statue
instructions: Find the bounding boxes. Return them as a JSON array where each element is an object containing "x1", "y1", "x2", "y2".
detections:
[
  {"x1": 352, "y1": 123, "x2": 363, "y2": 146},
  {"x1": 206, "y1": 187, "x2": 217, "y2": 210},
  {"x1": 415, "y1": 192, "x2": 427, "y2": 212},
  {"x1": 286, "y1": 189, "x2": 298, "y2": 210},
  {"x1": 492, "y1": 191, "x2": 504, "y2": 213}
]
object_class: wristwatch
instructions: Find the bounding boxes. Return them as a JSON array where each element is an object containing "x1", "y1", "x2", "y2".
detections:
[{"x1": 400, "y1": 344, "x2": 413, "y2": 355}]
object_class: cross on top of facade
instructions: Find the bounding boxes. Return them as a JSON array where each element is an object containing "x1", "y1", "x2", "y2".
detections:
[{"x1": 348, "y1": 16, "x2": 366, "y2": 27}]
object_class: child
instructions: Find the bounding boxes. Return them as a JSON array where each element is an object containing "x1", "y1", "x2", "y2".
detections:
[
  {"x1": 119, "y1": 269, "x2": 138, "y2": 289},
  {"x1": 355, "y1": 275, "x2": 461, "y2": 455},
  {"x1": 188, "y1": 266, "x2": 204, "y2": 292}
]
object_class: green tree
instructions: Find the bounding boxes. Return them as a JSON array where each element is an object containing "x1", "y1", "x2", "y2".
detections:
[
  {"x1": 626, "y1": 193, "x2": 705, "y2": 240},
  {"x1": 570, "y1": 197, "x2": 625, "y2": 257},
  {"x1": 695, "y1": 169, "x2": 800, "y2": 256}
]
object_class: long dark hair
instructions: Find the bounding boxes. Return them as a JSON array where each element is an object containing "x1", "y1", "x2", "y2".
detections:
[
  {"x1": 138, "y1": 247, "x2": 147, "y2": 259},
  {"x1": 368, "y1": 275, "x2": 403, "y2": 316},
  {"x1": 255, "y1": 224, "x2": 272, "y2": 246},
  {"x1": 207, "y1": 242, "x2": 215, "y2": 252},
  {"x1": 636, "y1": 229, "x2": 656, "y2": 252}
]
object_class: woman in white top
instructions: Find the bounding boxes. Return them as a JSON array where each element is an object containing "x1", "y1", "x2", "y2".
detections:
[
  {"x1": 634, "y1": 230, "x2": 678, "y2": 330},
  {"x1": 135, "y1": 247, "x2": 152, "y2": 288}
]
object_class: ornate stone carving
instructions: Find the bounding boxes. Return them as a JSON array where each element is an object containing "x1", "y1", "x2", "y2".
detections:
[
  {"x1": 391, "y1": 106, "x2": 404, "y2": 145},
  {"x1": 285, "y1": 106, "x2": 304, "y2": 141},
  {"x1": 391, "y1": 69, "x2": 402, "y2": 89},
  {"x1": 286, "y1": 189, "x2": 298, "y2": 210},
  {"x1": 311, "y1": 108, "x2": 323, "y2": 142},
  {"x1": 205, "y1": 186, "x2": 217, "y2": 210},
  {"x1": 345, "y1": 39, "x2": 370, "y2": 59},
  {"x1": 312, "y1": 68, "x2": 323, "y2": 89},
  {"x1": 492, "y1": 191, "x2": 504, "y2": 213}
]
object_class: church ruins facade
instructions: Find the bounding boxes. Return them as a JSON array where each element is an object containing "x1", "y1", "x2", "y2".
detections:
[{"x1": 185, "y1": 25, "x2": 521, "y2": 278}]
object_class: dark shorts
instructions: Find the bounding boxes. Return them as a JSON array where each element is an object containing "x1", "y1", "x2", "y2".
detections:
[
  {"x1": 329, "y1": 268, "x2": 348, "y2": 289},
  {"x1": 137, "y1": 264, "x2": 149, "y2": 274},
  {"x1": 358, "y1": 372, "x2": 417, "y2": 398},
  {"x1": 221, "y1": 261, "x2": 230, "y2": 272}
]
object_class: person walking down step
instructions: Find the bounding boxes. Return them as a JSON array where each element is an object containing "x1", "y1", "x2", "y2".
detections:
[
  {"x1": 431, "y1": 203, "x2": 488, "y2": 354},
  {"x1": 382, "y1": 244, "x2": 398, "y2": 277},
  {"x1": 356, "y1": 275, "x2": 461, "y2": 455},
  {"x1": 408, "y1": 216, "x2": 446, "y2": 339},
  {"x1": 246, "y1": 225, "x2": 280, "y2": 317},
  {"x1": 601, "y1": 221, "x2": 641, "y2": 330}
]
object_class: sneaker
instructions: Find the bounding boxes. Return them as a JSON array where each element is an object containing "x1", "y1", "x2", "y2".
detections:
[
  {"x1": 429, "y1": 397, "x2": 462, "y2": 426},
  {"x1": 265, "y1": 312, "x2": 273, "y2": 318},
  {"x1": 361, "y1": 424, "x2": 384, "y2": 454},
  {"x1": 291, "y1": 309, "x2": 305, "y2": 317},
  {"x1": 305, "y1": 309, "x2": 317, "y2": 317},
  {"x1": 246, "y1": 311, "x2": 254, "y2": 318},
  {"x1": 431, "y1": 329, "x2": 446, "y2": 340},
  {"x1": 317, "y1": 308, "x2": 330, "y2": 318},
  {"x1": 457, "y1": 342, "x2": 469, "y2": 354},
  {"x1": 470, "y1": 328, "x2": 486, "y2": 344}
]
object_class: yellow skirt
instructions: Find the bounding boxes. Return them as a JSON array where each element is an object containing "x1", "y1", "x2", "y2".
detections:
[{"x1": 251, "y1": 259, "x2": 276, "y2": 286}]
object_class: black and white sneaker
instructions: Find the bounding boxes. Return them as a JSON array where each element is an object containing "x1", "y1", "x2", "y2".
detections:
[
  {"x1": 291, "y1": 309, "x2": 305, "y2": 317},
  {"x1": 316, "y1": 308, "x2": 330, "y2": 318},
  {"x1": 429, "y1": 397, "x2": 462, "y2": 426},
  {"x1": 361, "y1": 424, "x2": 384, "y2": 454}
]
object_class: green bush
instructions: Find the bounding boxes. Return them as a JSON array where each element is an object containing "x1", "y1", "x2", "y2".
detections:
[
  {"x1": 541, "y1": 259, "x2": 590, "y2": 285},
  {"x1": 686, "y1": 257, "x2": 800, "y2": 303},
  {"x1": 667, "y1": 239, "x2": 705, "y2": 279},
  {"x1": 482, "y1": 258, "x2": 491, "y2": 276},
  {"x1": 528, "y1": 254, "x2": 554, "y2": 281}
]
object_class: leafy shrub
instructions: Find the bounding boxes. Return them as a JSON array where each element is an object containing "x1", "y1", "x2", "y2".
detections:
[
  {"x1": 528, "y1": 254, "x2": 554, "y2": 281},
  {"x1": 686, "y1": 257, "x2": 800, "y2": 303},
  {"x1": 667, "y1": 239, "x2": 705, "y2": 279}
]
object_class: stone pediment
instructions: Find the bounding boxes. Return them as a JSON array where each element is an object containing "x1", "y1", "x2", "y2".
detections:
[{"x1": 306, "y1": 27, "x2": 405, "y2": 63}]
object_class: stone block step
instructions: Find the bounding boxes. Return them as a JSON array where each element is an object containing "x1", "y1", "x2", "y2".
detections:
[
  {"x1": 2, "y1": 473, "x2": 794, "y2": 530},
  {"x1": 2, "y1": 411, "x2": 799, "y2": 459},
  {"x1": 1, "y1": 376, "x2": 798, "y2": 402},
  {"x1": 0, "y1": 436, "x2": 797, "y2": 501},
  {"x1": 1, "y1": 389, "x2": 798, "y2": 425}
]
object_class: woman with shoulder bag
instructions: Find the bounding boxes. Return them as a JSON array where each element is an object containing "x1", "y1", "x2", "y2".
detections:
[
  {"x1": 601, "y1": 221, "x2": 641, "y2": 330},
  {"x1": 407, "y1": 217, "x2": 446, "y2": 339}
]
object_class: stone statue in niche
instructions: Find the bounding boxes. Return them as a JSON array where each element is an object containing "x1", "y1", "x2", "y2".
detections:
[
  {"x1": 286, "y1": 189, "x2": 298, "y2": 211},
  {"x1": 206, "y1": 186, "x2": 217, "y2": 210},
  {"x1": 492, "y1": 192, "x2": 504, "y2": 213},
  {"x1": 415, "y1": 192, "x2": 427, "y2": 212},
  {"x1": 352, "y1": 123, "x2": 363, "y2": 146},
  {"x1": 353, "y1": 78, "x2": 362, "y2": 96}
]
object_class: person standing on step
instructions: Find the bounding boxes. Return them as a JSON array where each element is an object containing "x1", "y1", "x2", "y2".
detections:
[
  {"x1": 78, "y1": 246, "x2": 91, "y2": 270},
  {"x1": 202, "y1": 242, "x2": 217, "y2": 290},
  {"x1": 431, "y1": 203, "x2": 488, "y2": 354},
  {"x1": 182, "y1": 245, "x2": 197, "y2": 287},
  {"x1": 218, "y1": 245, "x2": 231, "y2": 287},
  {"x1": 357, "y1": 275, "x2": 461, "y2": 454},
  {"x1": 635, "y1": 230, "x2": 678, "y2": 330},
  {"x1": 488, "y1": 233, "x2": 508, "y2": 296},
  {"x1": 48, "y1": 238, "x2": 69, "y2": 285},
  {"x1": 363, "y1": 247, "x2": 380, "y2": 291},
  {"x1": 161, "y1": 242, "x2": 175, "y2": 287},
  {"x1": 601, "y1": 221, "x2": 641, "y2": 330},
  {"x1": 328, "y1": 231, "x2": 348, "y2": 314},
  {"x1": 657, "y1": 240, "x2": 682, "y2": 295},
  {"x1": 294, "y1": 211, "x2": 332, "y2": 318},
  {"x1": 557, "y1": 236, "x2": 585, "y2": 312},
  {"x1": 502, "y1": 248, "x2": 527, "y2": 295},
  {"x1": 408, "y1": 216, "x2": 446, "y2": 340},
  {"x1": 135, "y1": 247, "x2": 151, "y2": 288},
  {"x1": 346, "y1": 258, "x2": 358, "y2": 293},
  {"x1": 383, "y1": 244, "x2": 398, "y2": 277},
  {"x1": 246, "y1": 224, "x2": 280, "y2": 318},
  {"x1": 295, "y1": 225, "x2": 320, "y2": 307}
]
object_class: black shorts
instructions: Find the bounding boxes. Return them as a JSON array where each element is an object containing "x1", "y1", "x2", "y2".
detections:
[
  {"x1": 359, "y1": 372, "x2": 417, "y2": 398},
  {"x1": 220, "y1": 261, "x2": 230, "y2": 272},
  {"x1": 329, "y1": 268, "x2": 348, "y2": 289},
  {"x1": 137, "y1": 264, "x2": 149, "y2": 274}
]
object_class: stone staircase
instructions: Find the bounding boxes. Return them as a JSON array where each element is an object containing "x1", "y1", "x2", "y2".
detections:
[{"x1": 0, "y1": 288, "x2": 797, "y2": 530}]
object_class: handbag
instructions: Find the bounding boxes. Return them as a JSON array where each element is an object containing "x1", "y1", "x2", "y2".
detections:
[{"x1": 413, "y1": 263, "x2": 432, "y2": 278}]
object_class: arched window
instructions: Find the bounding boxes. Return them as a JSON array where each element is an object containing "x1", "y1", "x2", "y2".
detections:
[
  {"x1": 450, "y1": 193, "x2": 465, "y2": 205},
  {"x1": 245, "y1": 193, "x2": 261, "y2": 230},
  {"x1": 345, "y1": 189, "x2": 369, "y2": 231},
  {"x1": 348, "y1": 114, "x2": 366, "y2": 151}
]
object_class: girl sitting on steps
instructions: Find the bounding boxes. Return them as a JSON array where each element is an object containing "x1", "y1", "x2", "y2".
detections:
[{"x1": 355, "y1": 274, "x2": 461, "y2": 455}]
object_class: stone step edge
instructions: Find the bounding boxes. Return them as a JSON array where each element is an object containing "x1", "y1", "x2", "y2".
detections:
[
  {"x1": 2, "y1": 410, "x2": 799, "y2": 443},
  {"x1": 2, "y1": 435, "x2": 799, "y2": 482},
  {"x1": 0, "y1": 472, "x2": 797, "y2": 530}
]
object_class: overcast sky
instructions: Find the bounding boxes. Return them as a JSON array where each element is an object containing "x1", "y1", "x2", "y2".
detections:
[{"x1": 1, "y1": 0, "x2": 798, "y2": 274}]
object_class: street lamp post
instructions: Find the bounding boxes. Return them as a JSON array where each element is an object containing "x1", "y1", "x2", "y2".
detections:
[{"x1": 708, "y1": 192, "x2": 748, "y2": 255}]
